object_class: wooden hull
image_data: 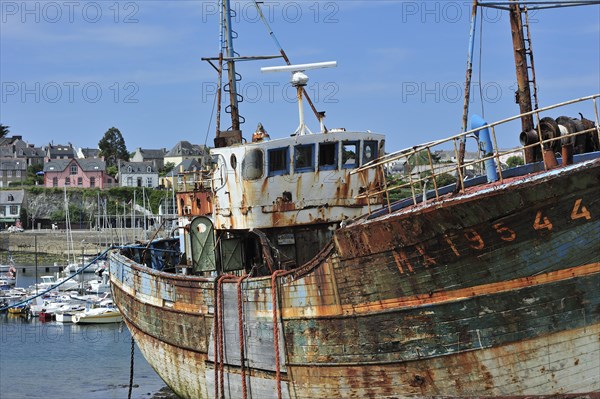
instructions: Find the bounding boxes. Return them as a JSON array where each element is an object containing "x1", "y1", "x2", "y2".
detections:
[{"x1": 110, "y1": 159, "x2": 600, "y2": 398}]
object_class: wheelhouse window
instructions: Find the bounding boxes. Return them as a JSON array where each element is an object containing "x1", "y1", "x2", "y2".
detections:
[
  {"x1": 242, "y1": 149, "x2": 264, "y2": 180},
  {"x1": 342, "y1": 141, "x2": 359, "y2": 169},
  {"x1": 268, "y1": 147, "x2": 289, "y2": 176},
  {"x1": 318, "y1": 142, "x2": 337, "y2": 171},
  {"x1": 363, "y1": 141, "x2": 378, "y2": 165},
  {"x1": 294, "y1": 144, "x2": 315, "y2": 173}
]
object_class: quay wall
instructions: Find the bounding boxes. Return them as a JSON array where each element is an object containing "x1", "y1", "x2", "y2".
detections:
[{"x1": 0, "y1": 228, "x2": 163, "y2": 266}]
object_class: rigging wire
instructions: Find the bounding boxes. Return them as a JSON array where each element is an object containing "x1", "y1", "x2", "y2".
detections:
[
  {"x1": 203, "y1": 80, "x2": 219, "y2": 148},
  {"x1": 252, "y1": 0, "x2": 326, "y2": 129}
]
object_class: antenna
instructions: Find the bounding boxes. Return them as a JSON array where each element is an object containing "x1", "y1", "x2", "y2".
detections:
[{"x1": 261, "y1": 61, "x2": 337, "y2": 135}]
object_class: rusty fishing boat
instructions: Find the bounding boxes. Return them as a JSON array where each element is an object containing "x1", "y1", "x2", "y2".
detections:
[{"x1": 109, "y1": 1, "x2": 600, "y2": 397}]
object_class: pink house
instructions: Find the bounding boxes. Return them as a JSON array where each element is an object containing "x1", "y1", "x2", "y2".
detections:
[{"x1": 43, "y1": 159, "x2": 115, "y2": 189}]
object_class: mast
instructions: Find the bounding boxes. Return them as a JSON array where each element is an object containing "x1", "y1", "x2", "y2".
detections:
[
  {"x1": 456, "y1": 0, "x2": 479, "y2": 190},
  {"x1": 214, "y1": 0, "x2": 243, "y2": 147},
  {"x1": 508, "y1": 0, "x2": 537, "y2": 162},
  {"x1": 223, "y1": 0, "x2": 240, "y2": 132}
]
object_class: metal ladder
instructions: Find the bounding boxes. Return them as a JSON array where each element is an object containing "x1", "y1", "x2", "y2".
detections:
[
  {"x1": 522, "y1": 7, "x2": 539, "y2": 110},
  {"x1": 221, "y1": 6, "x2": 245, "y2": 129}
]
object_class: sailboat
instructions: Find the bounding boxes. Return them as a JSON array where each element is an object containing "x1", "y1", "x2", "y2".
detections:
[{"x1": 109, "y1": 1, "x2": 599, "y2": 398}]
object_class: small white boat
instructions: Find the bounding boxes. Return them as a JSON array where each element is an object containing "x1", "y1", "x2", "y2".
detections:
[
  {"x1": 86, "y1": 271, "x2": 111, "y2": 294},
  {"x1": 0, "y1": 263, "x2": 17, "y2": 289},
  {"x1": 72, "y1": 300, "x2": 122, "y2": 324},
  {"x1": 0, "y1": 278, "x2": 16, "y2": 290},
  {"x1": 0, "y1": 258, "x2": 16, "y2": 274},
  {"x1": 55, "y1": 305, "x2": 86, "y2": 323},
  {"x1": 55, "y1": 312, "x2": 75, "y2": 323},
  {"x1": 28, "y1": 294, "x2": 73, "y2": 317},
  {"x1": 33, "y1": 275, "x2": 80, "y2": 292},
  {"x1": 0, "y1": 288, "x2": 27, "y2": 309}
]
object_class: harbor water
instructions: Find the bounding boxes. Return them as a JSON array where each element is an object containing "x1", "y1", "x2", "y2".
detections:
[{"x1": 0, "y1": 271, "x2": 175, "y2": 399}]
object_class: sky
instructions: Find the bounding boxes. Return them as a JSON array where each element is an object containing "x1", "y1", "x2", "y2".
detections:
[{"x1": 1, "y1": 0, "x2": 599, "y2": 153}]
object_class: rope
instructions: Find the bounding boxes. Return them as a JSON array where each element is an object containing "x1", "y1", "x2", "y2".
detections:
[
  {"x1": 271, "y1": 270, "x2": 286, "y2": 399},
  {"x1": 128, "y1": 336, "x2": 135, "y2": 399},
  {"x1": 215, "y1": 274, "x2": 234, "y2": 399},
  {"x1": 213, "y1": 279, "x2": 220, "y2": 399},
  {"x1": 236, "y1": 274, "x2": 250, "y2": 399},
  {"x1": 0, "y1": 247, "x2": 114, "y2": 312}
]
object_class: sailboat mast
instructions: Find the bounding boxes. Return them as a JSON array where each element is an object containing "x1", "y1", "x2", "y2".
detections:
[{"x1": 508, "y1": 0, "x2": 536, "y2": 162}]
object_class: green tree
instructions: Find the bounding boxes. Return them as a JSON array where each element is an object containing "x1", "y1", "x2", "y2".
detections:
[
  {"x1": 98, "y1": 127, "x2": 129, "y2": 168},
  {"x1": 506, "y1": 155, "x2": 524, "y2": 168},
  {"x1": 106, "y1": 165, "x2": 118, "y2": 178},
  {"x1": 159, "y1": 162, "x2": 175, "y2": 177},
  {"x1": 409, "y1": 150, "x2": 441, "y2": 167},
  {"x1": 0, "y1": 124, "x2": 10, "y2": 138},
  {"x1": 24, "y1": 164, "x2": 44, "y2": 186},
  {"x1": 434, "y1": 172, "x2": 457, "y2": 187}
]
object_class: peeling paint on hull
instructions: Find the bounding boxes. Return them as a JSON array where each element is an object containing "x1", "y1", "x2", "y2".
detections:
[{"x1": 110, "y1": 158, "x2": 600, "y2": 398}]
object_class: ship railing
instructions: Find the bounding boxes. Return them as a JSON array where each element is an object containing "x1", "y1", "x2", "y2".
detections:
[
  {"x1": 174, "y1": 168, "x2": 215, "y2": 192},
  {"x1": 353, "y1": 94, "x2": 600, "y2": 215}
]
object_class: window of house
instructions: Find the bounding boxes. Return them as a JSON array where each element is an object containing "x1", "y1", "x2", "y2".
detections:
[
  {"x1": 242, "y1": 149, "x2": 263, "y2": 180},
  {"x1": 294, "y1": 144, "x2": 315, "y2": 173},
  {"x1": 268, "y1": 147, "x2": 289, "y2": 176},
  {"x1": 7, "y1": 170, "x2": 12, "y2": 178},
  {"x1": 90, "y1": 177, "x2": 95, "y2": 187},
  {"x1": 7, "y1": 194, "x2": 14, "y2": 201},
  {"x1": 77, "y1": 177, "x2": 83, "y2": 186},
  {"x1": 16, "y1": 170, "x2": 21, "y2": 178},
  {"x1": 70, "y1": 165, "x2": 77, "y2": 175},
  {"x1": 0, "y1": 206, "x2": 5, "y2": 216},
  {"x1": 128, "y1": 166, "x2": 132, "y2": 173},
  {"x1": 53, "y1": 177, "x2": 58, "y2": 187},
  {"x1": 318, "y1": 142, "x2": 338, "y2": 171},
  {"x1": 147, "y1": 166, "x2": 152, "y2": 173},
  {"x1": 137, "y1": 177, "x2": 142, "y2": 187},
  {"x1": 0, "y1": 171, "x2": 3, "y2": 177},
  {"x1": 65, "y1": 177, "x2": 70, "y2": 185},
  {"x1": 363, "y1": 141, "x2": 378, "y2": 165},
  {"x1": 127, "y1": 177, "x2": 133, "y2": 186},
  {"x1": 342, "y1": 141, "x2": 359, "y2": 169},
  {"x1": 9, "y1": 205, "x2": 18, "y2": 215},
  {"x1": 146, "y1": 177, "x2": 152, "y2": 188}
]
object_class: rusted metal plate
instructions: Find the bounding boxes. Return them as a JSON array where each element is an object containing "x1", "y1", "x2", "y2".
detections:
[{"x1": 203, "y1": 131, "x2": 385, "y2": 230}]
